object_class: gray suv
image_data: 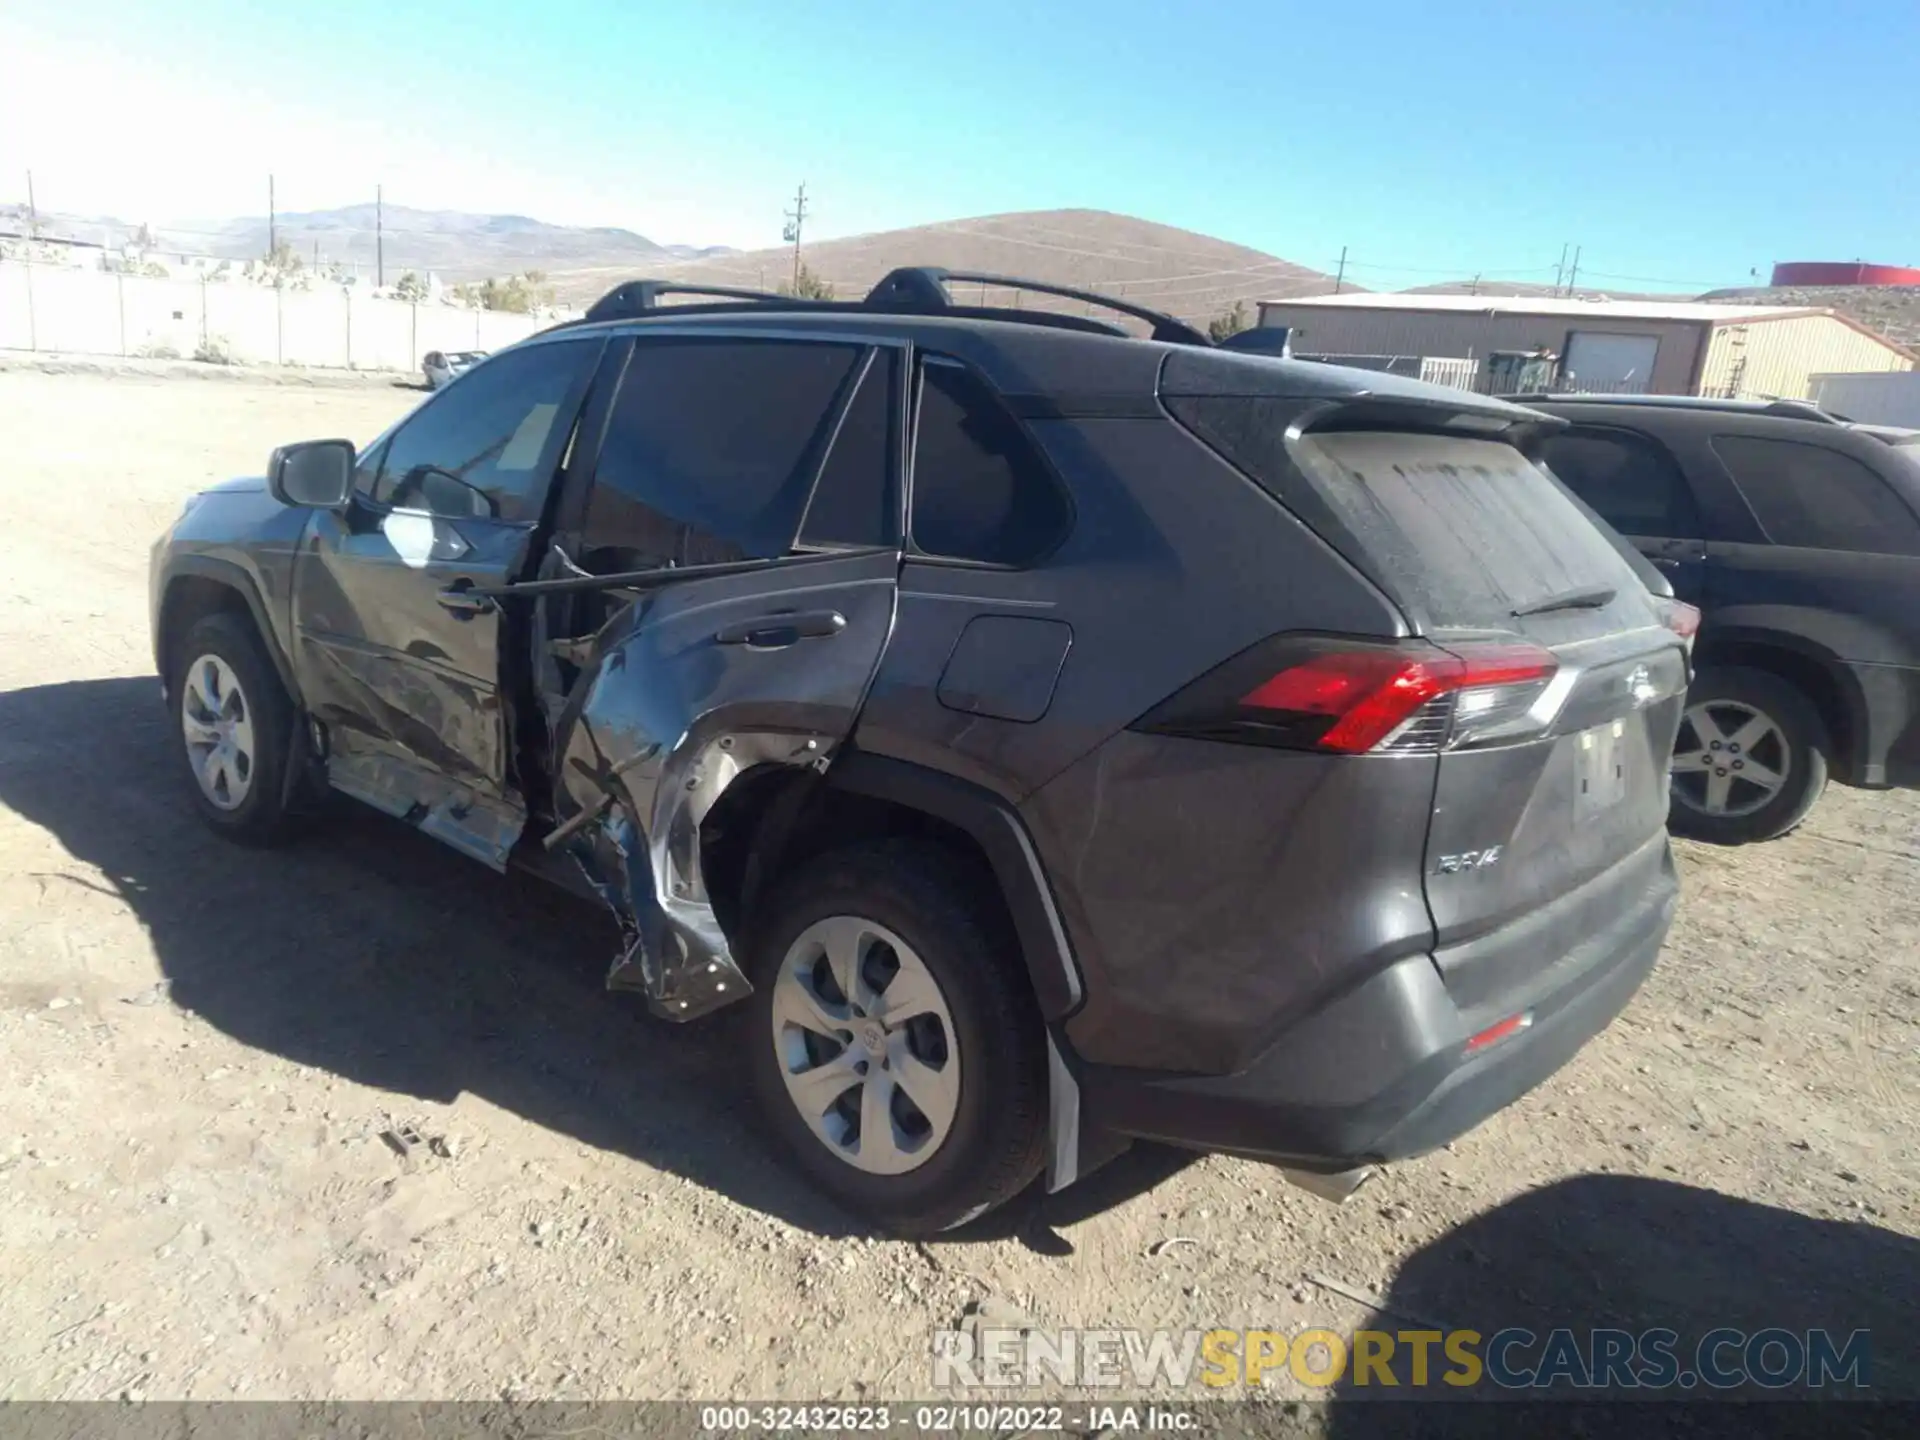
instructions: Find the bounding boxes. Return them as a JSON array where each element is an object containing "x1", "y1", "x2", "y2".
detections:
[{"x1": 148, "y1": 269, "x2": 1693, "y2": 1234}]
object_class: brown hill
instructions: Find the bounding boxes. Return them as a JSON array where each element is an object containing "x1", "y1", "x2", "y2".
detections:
[{"x1": 545, "y1": 209, "x2": 1341, "y2": 327}]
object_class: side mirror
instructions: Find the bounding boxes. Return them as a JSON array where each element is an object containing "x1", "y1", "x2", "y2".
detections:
[
  {"x1": 392, "y1": 464, "x2": 497, "y2": 519},
  {"x1": 268, "y1": 439, "x2": 356, "y2": 508}
]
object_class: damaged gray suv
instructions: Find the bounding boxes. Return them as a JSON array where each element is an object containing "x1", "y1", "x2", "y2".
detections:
[{"x1": 149, "y1": 269, "x2": 1695, "y2": 1234}]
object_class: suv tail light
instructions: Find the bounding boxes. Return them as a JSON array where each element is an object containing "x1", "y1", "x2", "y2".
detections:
[
  {"x1": 1657, "y1": 598, "x2": 1701, "y2": 648},
  {"x1": 1137, "y1": 636, "x2": 1564, "y2": 755}
]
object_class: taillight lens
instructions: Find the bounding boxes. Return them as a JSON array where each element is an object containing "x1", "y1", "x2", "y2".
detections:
[
  {"x1": 1137, "y1": 636, "x2": 1563, "y2": 755},
  {"x1": 1657, "y1": 598, "x2": 1701, "y2": 646}
]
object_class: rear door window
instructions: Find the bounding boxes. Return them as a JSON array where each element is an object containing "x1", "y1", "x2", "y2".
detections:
[
  {"x1": 909, "y1": 359, "x2": 1071, "y2": 565},
  {"x1": 1711, "y1": 434, "x2": 1920, "y2": 556},
  {"x1": 583, "y1": 337, "x2": 864, "y2": 568},
  {"x1": 799, "y1": 351, "x2": 899, "y2": 550},
  {"x1": 1542, "y1": 427, "x2": 1700, "y2": 537}
]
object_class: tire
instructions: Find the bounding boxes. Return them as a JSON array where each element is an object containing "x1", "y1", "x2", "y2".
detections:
[
  {"x1": 1668, "y1": 666, "x2": 1830, "y2": 845},
  {"x1": 743, "y1": 840, "x2": 1048, "y2": 1236},
  {"x1": 169, "y1": 612, "x2": 304, "y2": 845}
]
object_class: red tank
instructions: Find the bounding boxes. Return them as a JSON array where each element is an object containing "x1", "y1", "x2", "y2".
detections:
[{"x1": 1770, "y1": 261, "x2": 1920, "y2": 287}]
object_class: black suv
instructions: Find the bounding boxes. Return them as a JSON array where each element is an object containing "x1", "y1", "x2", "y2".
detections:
[
  {"x1": 149, "y1": 269, "x2": 1691, "y2": 1234},
  {"x1": 1529, "y1": 395, "x2": 1920, "y2": 844}
]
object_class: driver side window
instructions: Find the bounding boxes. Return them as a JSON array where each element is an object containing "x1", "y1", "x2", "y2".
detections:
[{"x1": 374, "y1": 339, "x2": 599, "y2": 520}]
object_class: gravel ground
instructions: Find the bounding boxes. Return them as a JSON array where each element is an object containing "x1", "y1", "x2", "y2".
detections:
[{"x1": 0, "y1": 369, "x2": 1914, "y2": 1420}]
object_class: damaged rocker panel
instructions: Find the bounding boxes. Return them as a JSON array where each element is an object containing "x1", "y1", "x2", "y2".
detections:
[{"x1": 327, "y1": 742, "x2": 527, "y2": 870}]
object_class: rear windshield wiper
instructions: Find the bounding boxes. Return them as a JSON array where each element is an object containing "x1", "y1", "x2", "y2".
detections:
[{"x1": 1513, "y1": 584, "x2": 1617, "y2": 618}]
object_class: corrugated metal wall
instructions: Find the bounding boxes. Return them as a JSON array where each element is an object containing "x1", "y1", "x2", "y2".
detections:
[
  {"x1": 1253, "y1": 303, "x2": 1707, "y2": 392},
  {"x1": 1697, "y1": 315, "x2": 1913, "y2": 399},
  {"x1": 1809, "y1": 371, "x2": 1920, "y2": 426}
]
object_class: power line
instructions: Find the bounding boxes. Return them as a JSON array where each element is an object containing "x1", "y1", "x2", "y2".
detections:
[
  {"x1": 1580, "y1": 268, "x2": 1753, "y2": 286},
  {"x1": 1335, "y1": 259, "x2": 1560, "y2": 277}
]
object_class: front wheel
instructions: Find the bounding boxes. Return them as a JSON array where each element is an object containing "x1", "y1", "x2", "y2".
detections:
[
  {"x1": 743, "y1": 840, "x2": 1048, "y2": 1236},
  {"x1": 170, "y1": 612, "x2": 304, "y2": 845},
  {"x1": 1668, "y1": 666, "x2": 1829, "y2": 845}
]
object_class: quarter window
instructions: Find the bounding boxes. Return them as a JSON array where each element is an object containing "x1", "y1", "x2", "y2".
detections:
[
  {"x1": 909, "y1": 360, "x2": 1070, "y2": 565},
  {"x1": 1711, "y1": 435, "x2": 1920, "y2": 555}
]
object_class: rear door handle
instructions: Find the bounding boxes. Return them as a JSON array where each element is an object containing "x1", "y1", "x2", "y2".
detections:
[
  {"x1": 714, "y1": 609, "x2": 847, "y2": 647},
  {"x1": 437, "y1": 582, "x2": 497, "y2": 617}
]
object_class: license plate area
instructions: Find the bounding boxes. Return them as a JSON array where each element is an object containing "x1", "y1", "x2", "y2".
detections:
[{"x1": 1574, "y1": 719, "x2": 1629, "y2": 818}]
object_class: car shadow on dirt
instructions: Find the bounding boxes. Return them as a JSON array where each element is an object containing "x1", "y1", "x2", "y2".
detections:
[
  {"x1": 1322, "y1": 1173, "x2": 1919, "y2": 1436},
  {"x1": 0, "y1": 677, "x2": 1191, "y2": 1246}
]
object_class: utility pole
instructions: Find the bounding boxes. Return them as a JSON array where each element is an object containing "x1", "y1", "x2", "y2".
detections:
[
  {"x1": 268, "y1": 175, "x2": 277, "y2": 260},
  {"x1": 1566, "y1": 245, "x2": 1582, "y2": 294},
  {"x1": 25, "y1": 169, "x2": 37, "y2": 236},
  {"x1": 376, "y1": 183, "x2": 384, "y2": 287},
  {"x1": 1334, "y1": 245, "x2": 1347, "y2": 295},
  {"x1": 1553, "y1": 242, "x2": 1569, "y2": 295},
  {"x1": 781, "y1": 182, "x2": 808, "y2": 290}
]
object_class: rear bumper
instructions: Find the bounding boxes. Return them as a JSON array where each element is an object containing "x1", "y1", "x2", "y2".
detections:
[{"x1": 1077, "y1": 837, "x2": 1677, "y2": 1169}]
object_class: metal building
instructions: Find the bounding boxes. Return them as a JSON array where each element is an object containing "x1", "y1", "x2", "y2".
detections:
[{"x1": 1252, "y1": 292, "x2": 1914, "y2": 399}]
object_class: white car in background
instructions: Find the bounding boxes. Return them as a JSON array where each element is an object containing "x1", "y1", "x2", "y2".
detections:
[{"x1": 423, "y1": 350, "x2": 487, "y2": 390}]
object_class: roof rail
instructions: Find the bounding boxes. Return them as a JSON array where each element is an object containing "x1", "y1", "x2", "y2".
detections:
[
  {"x1": 575, "y1": 267, "x2": 1216, "y2": 346},
  {"x1": 583, "y1": 279, "x2": 825, "y2": 324},
  {"x1": 866, "y1": 267, "x2": 1211, "y2": 346},
  {"x1": 1760, "y1": 398, "x2": 1839, "y2": 423}
]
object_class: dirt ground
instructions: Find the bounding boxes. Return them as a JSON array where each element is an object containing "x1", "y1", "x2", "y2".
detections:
[{"x1": 0, "y1": 366, "x2": 1915, "y2": 1414}]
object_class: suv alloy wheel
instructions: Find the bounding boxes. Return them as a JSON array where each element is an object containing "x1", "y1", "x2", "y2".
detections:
[
  {"x1": 170, "y1": 612, "x2": 302, "y2": 844},
  {"x1": 1669, "y1": 666, "x2": 1830, "y2": 844},
  {"x1": 744, "y1": 840, "x2": 1047, "y2": 1235}
]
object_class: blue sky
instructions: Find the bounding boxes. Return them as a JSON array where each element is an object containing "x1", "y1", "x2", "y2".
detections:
[{"x1": 3, "y1": 0, "x2": 1915, "y2": 290}]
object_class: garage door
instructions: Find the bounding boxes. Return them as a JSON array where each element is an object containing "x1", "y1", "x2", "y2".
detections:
[{"x1": 1564, "y1": 332, "x2": 1660, "y2": 393}]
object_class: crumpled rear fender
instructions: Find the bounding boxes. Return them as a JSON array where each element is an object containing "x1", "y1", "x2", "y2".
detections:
[{"x1": 546, "y1": 592, "x2": 864, "y2": 1021}]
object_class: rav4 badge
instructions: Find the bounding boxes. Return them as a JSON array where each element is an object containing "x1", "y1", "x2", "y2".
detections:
[{"x1": 1435, "y1": 846, "x2": 1503, "y2": 874}]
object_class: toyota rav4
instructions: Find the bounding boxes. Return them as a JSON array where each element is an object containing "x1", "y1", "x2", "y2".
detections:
[{"x1": 148, "y1": 269, "x2": 1694, "y2": 1234}]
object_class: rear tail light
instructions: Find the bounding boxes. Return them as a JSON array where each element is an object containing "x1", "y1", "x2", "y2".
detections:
[
  {"x1": 1657, "y1": 598, "x2": 1701, "y2": 648},
  {"x1": 1138, "y1": 636, "x2": 1565, "y2": 755}
]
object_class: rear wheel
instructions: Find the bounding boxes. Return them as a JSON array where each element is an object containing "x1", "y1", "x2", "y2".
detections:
[
  {"x1": 1668, "y1": 666, "x2": 1829, "y2": 845},
  {"x1": 744, "y1": 840, "x2": 1047, "y2": 1236}
]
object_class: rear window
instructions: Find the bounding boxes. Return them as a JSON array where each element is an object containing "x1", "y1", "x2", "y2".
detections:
[
  {"x1": 1295, "y1": 431, "x2": 1634, "y2": 623},
  {"x1": 1167, "y1": 393, "x2": 1632, "y2": 627}
]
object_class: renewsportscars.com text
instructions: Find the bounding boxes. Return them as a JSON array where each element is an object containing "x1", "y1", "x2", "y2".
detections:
[{"x1": 932, "y1": 1325, "x2": 1871, "y2": 1392}]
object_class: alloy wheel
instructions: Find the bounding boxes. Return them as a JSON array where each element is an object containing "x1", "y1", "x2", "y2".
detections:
[
  {"x1": 180, "y1": 653, "x2": 256, "y2": 811},
  {"x1": 769, "y1": 915, "x2": 960, "y2": 1176},
  {"x1": 1671, "y1": 698, "x2": 1789, "y2": 820}
]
